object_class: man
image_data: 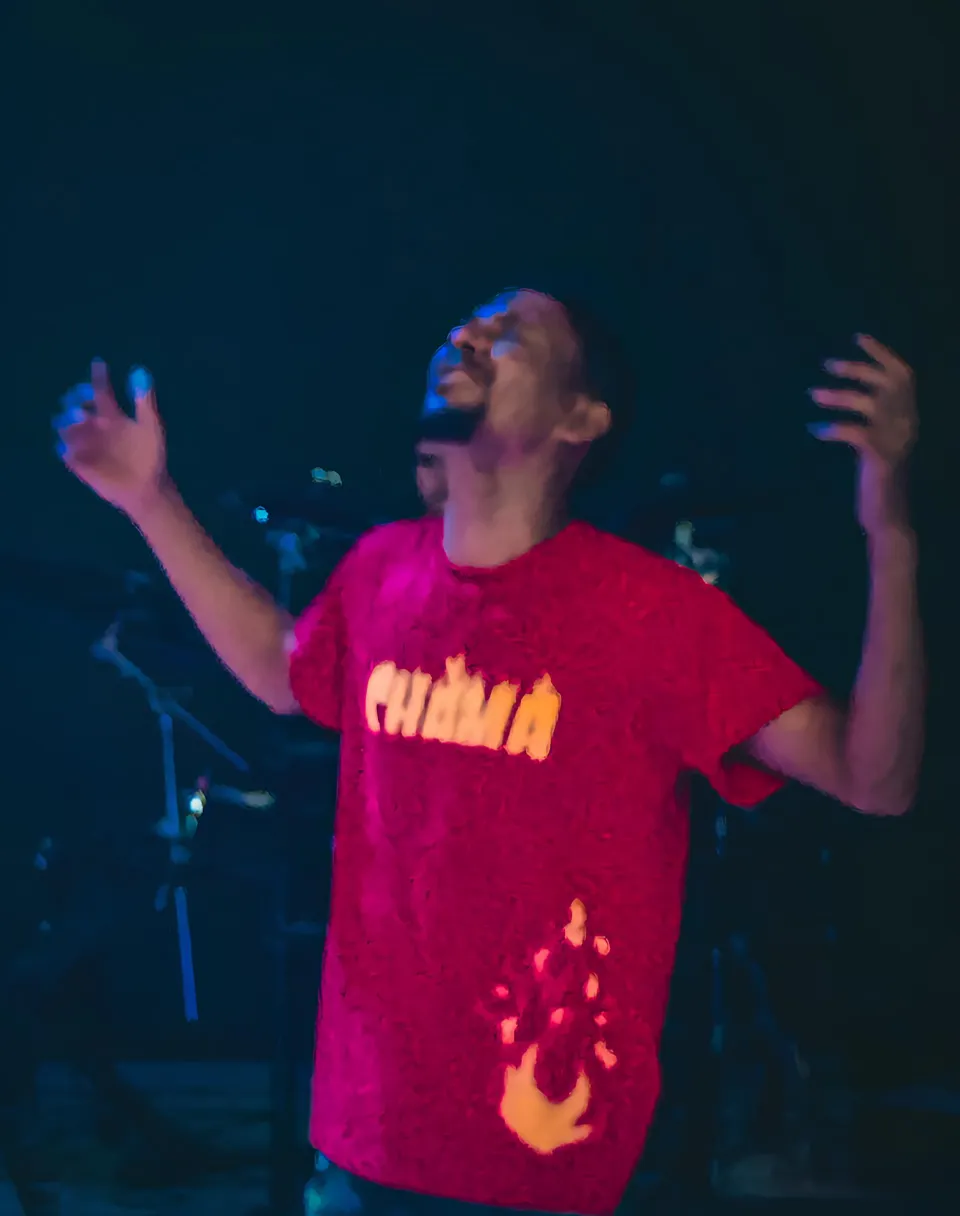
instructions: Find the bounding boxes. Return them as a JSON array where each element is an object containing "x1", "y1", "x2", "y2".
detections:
[{"x1": 55, "y1": 289, "x2": 922, "y2": 1216}]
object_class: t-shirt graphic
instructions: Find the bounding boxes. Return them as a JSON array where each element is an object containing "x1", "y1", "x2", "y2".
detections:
[
  {"x1": 289, "y1": 517, "x2": 823, "y2": 1215},
  {"x1": 488, "y1": 898, "x2": 616, "y2": 1155},
  {"x1": 365, "y1": 654, "x2": 561, "y2": 761}
]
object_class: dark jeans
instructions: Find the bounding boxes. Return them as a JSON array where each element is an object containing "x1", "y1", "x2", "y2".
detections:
[
  {"x1": 306, "y1": 1158, "x2": 563, "y2": 1216},
  {"x1": 306, "y1": 1156, "x2": 671, "y2": 1216}
]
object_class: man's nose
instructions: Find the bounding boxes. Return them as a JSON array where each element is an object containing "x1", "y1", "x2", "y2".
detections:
[
  {"x1": 449, "y1": 319, "x2": 492, "y2": 356},
  {"x1": 449, "y1": 323, "x2": 472, "y2": 351}
]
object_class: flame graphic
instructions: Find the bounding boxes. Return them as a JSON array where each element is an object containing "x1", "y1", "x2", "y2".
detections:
[
  {"x1": 501, "y1": 1045, "x2": 592, "y2": 1153},
  {"x1": 492, "y1": 899, "x2": 616, "y2": 1154}
]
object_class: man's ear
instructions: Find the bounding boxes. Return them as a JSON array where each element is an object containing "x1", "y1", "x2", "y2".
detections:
[{"x1": 555, "y1": 396, "x2": 612, "y2": 445}]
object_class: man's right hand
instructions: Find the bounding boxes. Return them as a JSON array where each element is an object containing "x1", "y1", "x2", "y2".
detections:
[
  {"x1": 56, "y1": 359, "x2": 167, "y2": 520},
  {"x1": 55, "y1": 360, "x2": 298, "y2": 713}
]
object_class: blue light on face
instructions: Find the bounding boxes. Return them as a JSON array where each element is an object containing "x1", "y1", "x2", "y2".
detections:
[
  {"x1": 253, "y1": 506, "x2": 269, "y2": 524},
  {"x1": 473, "y1": 289, "x2": 518, "y2": 320}
]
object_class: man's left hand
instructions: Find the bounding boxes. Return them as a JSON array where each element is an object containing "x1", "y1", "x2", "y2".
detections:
[{"x1": 809, "y1": 335, "x2": 918, "y2": 536}]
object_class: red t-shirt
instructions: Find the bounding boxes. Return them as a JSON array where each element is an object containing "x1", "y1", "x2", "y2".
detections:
[{"x1": 290, "y1": 517, "x2": 821, "y2": 1215}]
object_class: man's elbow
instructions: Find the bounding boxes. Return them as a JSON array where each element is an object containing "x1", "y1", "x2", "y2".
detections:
[
  {"x1": 256, "y1": 642, "x2": 300, "y2": 714},
  {"x1": 249, "y1": 666, "x2": 300, "y2": 715},
  {"x1": 845, "y1": 782, "x2": 917, "y2": 817},
  {"x1": 261, "y1": 685, "x2": 300, "y2": 716}
]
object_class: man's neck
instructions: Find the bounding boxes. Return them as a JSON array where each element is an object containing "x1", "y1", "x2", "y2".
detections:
[{"x1": 440, "y1": 454, "x2": 567, "y2": 569}]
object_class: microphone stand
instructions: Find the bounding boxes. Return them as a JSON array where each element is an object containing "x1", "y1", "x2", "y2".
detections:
[
  {"x1": 265, "y1": 527, "x2": 310, "y2": 617},
  {"x1": 91, "y1": 621, "x2": 249, "y2": 1023}
]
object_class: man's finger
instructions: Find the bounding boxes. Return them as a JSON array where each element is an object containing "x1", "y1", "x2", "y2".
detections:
[
  {"x1": 809, "y1": 388, "x2": 875, "y2": 415},
  {"x1": 90, "y1": 358, "x2": 122, "y2": 416},
  {"x1": 134, "y1": 386, "x2": 160, "y2": 426},
  {"x1": 127, "y1": 366, "x2": 159, "y2": 426},
  {"x1": 56, "y1": 383, "x2": 96, "y2": 424},
  {"x1": 53, "y1": 409, "x2": 96, "y2": 435},
  {"x1": 823, "y1": 359, "x2": 886, "y2": 389},
  {"x1": 52, "y1": 413, "x2": 96, "y2": 442},
  {"x1": 855, "y1": 334, "x2": 909, "y2": 375},
  {"x1": 807, "y1": 421, "x2": 870, "y2": 449}
]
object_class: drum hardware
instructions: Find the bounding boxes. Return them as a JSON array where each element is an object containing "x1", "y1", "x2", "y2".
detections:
[
  {"x1": 220, "y1": 473, "x2": 369, "y2": 617},
  {"x1": 309, "y1": 468, "x2": 342, "y2": 487},
  {"x1": 91, "y1": 618, "x2": 250, "y2": 1023},
  {"x1": 0, "y1": 551, "x2": 205, "y2": 666},
  {"x1": 234, "y1": 478, "x2": 350, "y2": 1214},
  {"x1": 667, "y1": 520, "x2": 729, "y2": 587},
  {"x1": 658, "y1": 506, "x2": 816, "y2": 1192},
  {"x1": 219, "y1": 477, "x2": 369, "y2": 538},
  {"x1": 626, "y1": 470, "x2": 784, "y2": 555},
  {"x1": 10, "y1": 478, "x2": 345, "y2": 1211},
  {"x1": 264, "y1": 526, "x2": 313, "y2": 616},
  {"x1": 219, "y1": 474, "x2": 348, "y2": 1214},
  {"x1": 180, "y1": 784, "x2": 277, "y2": 811}
]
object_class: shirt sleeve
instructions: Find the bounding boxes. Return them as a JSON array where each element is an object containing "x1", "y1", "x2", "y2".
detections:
[
  {"x1": 288, "y1": 563, "x2": 349, "y2": 732},
  {"x1": 671, "y1": 575, "x2": 825, "y2": 808}
]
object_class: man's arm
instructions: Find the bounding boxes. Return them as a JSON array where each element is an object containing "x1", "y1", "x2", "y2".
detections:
[
  {"x1": 134, "y1": 482, "x2": 298, "y2": 714},
  {"x1": 747, "y1": 336, "x2": 923, "y2": 816},
  {"x1": 748, "y1": 527, "x2": 923, "y2": 815}
]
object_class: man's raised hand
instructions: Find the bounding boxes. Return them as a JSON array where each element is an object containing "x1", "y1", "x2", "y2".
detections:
[
  {"x1": 56, "y1": 360, "x2": 167, "y2": 519},
  {"x1": 809, "y1": 335, "x2": 918, "y2": 536}
]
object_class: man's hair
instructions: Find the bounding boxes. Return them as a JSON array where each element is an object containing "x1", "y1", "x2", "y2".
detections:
[{"x1": 553, "y1": 292, "x2": 635, "y2": 487}]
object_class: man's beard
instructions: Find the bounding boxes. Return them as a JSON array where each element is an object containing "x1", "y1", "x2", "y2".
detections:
[{"x1": 417, "y1": 395, "x2": 485, "y2": 444}]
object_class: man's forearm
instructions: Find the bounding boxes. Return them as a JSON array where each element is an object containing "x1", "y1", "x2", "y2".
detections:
[
  {"x1": 132, "y1": 481, "x2": 297, "y2": 713},
  {"x1": 844, "y1": 526, "x2": 924, "y2": 814}
]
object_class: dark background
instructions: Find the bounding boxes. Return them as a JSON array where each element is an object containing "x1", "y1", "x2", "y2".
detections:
[{"x1": 0, "y1": 0, "x2": 954, "y2": 1085}]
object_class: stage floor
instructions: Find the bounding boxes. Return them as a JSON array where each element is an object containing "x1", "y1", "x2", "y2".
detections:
[
  {"x1": 2, "y1": 1061, "x2": 269, "y2": 1215},
  {"x1": 1, "y1": 1061, "x2": 955, "y2": 1214}
]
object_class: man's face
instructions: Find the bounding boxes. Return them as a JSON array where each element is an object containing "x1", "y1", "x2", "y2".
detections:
[
  {"x1": 415, "y1": 444, "x2": 447, "y2": 514},
  {"x1": 423, "y1": 289, "x2": 610, "y2": 464}
]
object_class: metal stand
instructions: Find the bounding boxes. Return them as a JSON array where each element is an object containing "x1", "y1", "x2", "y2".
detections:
[
  {"x1": 91, "y1": 622, "x2": 249, "y2": 1023},
  {"x1": 260, "y1": 522, "x2": 331, "y2": 1215},
  {"x1": 660, "y1": 516, "x2": 809, "y2": 1190},
  {"x1": 707, "y1": 799, "x2": 849, "y2": 1195},
  {"x1": 265, "y1": 528, "x2": 310, "y2": 616}
]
